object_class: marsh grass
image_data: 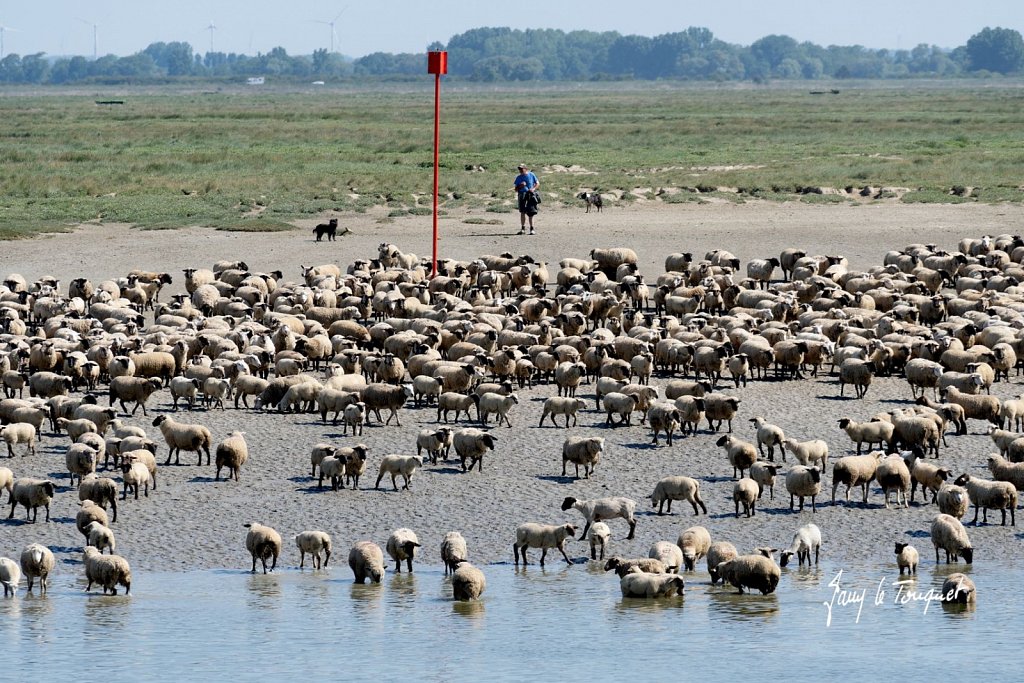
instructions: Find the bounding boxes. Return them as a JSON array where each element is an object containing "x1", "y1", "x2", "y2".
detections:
[{"x1": 1, "y1": 81, "x2": 1022, "y2": 238}]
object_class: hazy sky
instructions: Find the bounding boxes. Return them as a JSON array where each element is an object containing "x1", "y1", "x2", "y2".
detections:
[{"x1": 1, "y1": 0, "x2": 1020, "y2": 59}]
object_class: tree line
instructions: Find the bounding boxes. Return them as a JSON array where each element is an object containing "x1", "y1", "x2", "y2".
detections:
[{"x1": 0, "y1": 26, "x2": 1021, "y2": 84}]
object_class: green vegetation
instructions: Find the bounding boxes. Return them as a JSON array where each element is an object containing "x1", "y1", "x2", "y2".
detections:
[{"x1": 0, "y1": 82, "x2": 1021, "y2": 239}]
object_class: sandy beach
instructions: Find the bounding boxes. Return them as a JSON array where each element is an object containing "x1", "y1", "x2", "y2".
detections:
[{"x1": 2, "y1": 199, "x2": 1024, "y2": 573}]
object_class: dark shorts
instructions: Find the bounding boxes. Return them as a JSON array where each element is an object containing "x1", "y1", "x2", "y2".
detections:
[{"x1": 518, "y1": 191, "x2": 538, "y2": 216}]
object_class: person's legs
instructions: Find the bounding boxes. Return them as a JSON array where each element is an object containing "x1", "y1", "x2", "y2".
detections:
[{"x1": 518, "y1": 193, "x2": 527, "y2": 234}]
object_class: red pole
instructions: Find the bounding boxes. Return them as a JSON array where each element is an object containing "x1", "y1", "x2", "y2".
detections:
[{"x1": 432, "y1": 71, "x2": 440, "y2": 278}]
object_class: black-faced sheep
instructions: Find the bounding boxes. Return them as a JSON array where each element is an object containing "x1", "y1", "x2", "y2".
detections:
[
  {"x1": 244, "y1": 522, "x2": 282, "y2": 574},
  {"x1": 562, "y1": 496, "x2": 637, "y2": 540},
  {"x1": 953, "y1": 473, "x2": 1017, "y2": 526},
  {"x1": 349, "y1": 541, "x2": 386, "y2": 583},
  {"x1": 676, "y1": 525, "x2": 712, "y2": 571},
  {"x1": 385, "y1": 528, "x2": 421, "y2": 573},
  {"x1": 561, "y1": 436, "x2": 604, "y2": 479},
  {"x1": 451, "y1": 562, "x2": 486, "y2": 601},
  {"x1": 82, "y1": 546, "x2": 131, "y2": 595},
  {"x1": 786, "y1": 465, "x2": 822, "y2": 512},
  {"x1": 930, "y1": 514, "x2": 973, "y2": 564},
  {"x1": 215, "y1": 431, "x2": 248, "y2": 482},
  {"x1": 779, "y1": 523, "x2": 821, "y2": 567},
  {"x1": 441, "y1": 531, "x2": 469, "y2": 575},
  {"x1": 453, "y1": 428, "x2": 497, "y2": 472},
  {"x1": 649, "y1": 475, "x2": 707, "y2": 515},
  {"x1": 152, "y1": 415, "x2": 212, "y2": 466},
  {"x1": 8, "y1": 478, "x2": 55, "y2": 522},
  {"x1": 19, "y1": 543, "x2": 55, "y2": 594},
  {"x1": 374, "y1": 454, "x2": 423, "y2": 491},
  {"x1": 513, "y1": 522, "x2": 576, "y2": 566}
]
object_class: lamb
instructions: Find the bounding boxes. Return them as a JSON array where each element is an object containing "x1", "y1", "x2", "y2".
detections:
[
  {"x1": 441, "y1": 531, "x2": 469, "y2": 575},
  {"x1": 562, "y1": 496, "x2": 637, "y2": 540},
  {"x1": 317, "y1": 387, "x2": 359, "y2": 425},
  {"x1": 604, "y1": 556, "x2": 667, "y2": 577},
  {"x1": 412, "y1": 375, "x2": 444, "y2": 407},
  {"x1": 715, "y1": 548, "x2": 781, "y2": 595},
  {"x1": 451, "y1": 562, "x2": 486, "y2": 601},
  {"x1": 876, "y1": 454, "x2": 911, "y2": 509},
  {"x1": 750, "y1": 462, "x2": 780, "y2": 500},
  {"x1": 152, "y1": 415, "x2": 213, "y2": 466},
  {"x1": 349, "y1": 541, "x2": 386, "y2": 583},
  {"x1": 513, "y1": 522, "x2": 576, "y2": 566},
  {"x1": 728, "y1": 353, "x2": 750, "y2": 388},
  {"x1": 706, "y1": 541, "x2": 738, "y2": 586},
  {"x1": 478, "y1": 392, "x2": 519, "y2": 428},
  {"x1": 244, "y1": 522, "x2": 283, "y2": 574},
  {"x1": 309, "y1": 443, "x2": 336, "y2": 478},
  {"x1": 8, "y1": 478, "x2": 55, "y2": 522},
  {"x1": 0, "y1": 557, "x2": 21, "y2": 597},
  {"x1": 19, "y1": 543, "x2": 55, "y2": 594},
  {"x1": 588, "y1": 522, "x2": 611, "y2": 560},
  {"x1": 453, "y1": 428, "x2": 497, "y2": 472},
  {"x1": 215, "y1": 431, "x2": 248, "y2": 482},
  {"x1": 783, "y1": 438, "x2": 829, "y2": 470},
  {"x1": 82, "y1": 546, "x2": 131, "y2": 595},
  {"x1": 561, "y1": 436, "x2": 604, "y2": 479},
  {"x1": 540, "y1": 396, "x2": 588, "y2": 428},
  {"x1": 361, "y1": 383, "x2": 413, "y2": 426},
  {"x1": 930, "y1": 514, "x2": 973, "y2": 564},
  {"x1": 317, "y1": 453, "x2": 349, "y2": 491},
  {"x1": 341, "y1": 401, "x2": 366, "y2": 437},
  {"x1": 436, "y1": 392, "x2": 480, "y2": 423},
  {"x1": 838, "y1": 418, "x2": 893, "y2": 455},
  {"x1": 649, "y1": 475, "x2": 707, "y2": 515},
  {"x1": 119, "y1": 456, "x2": 153, "y2": 500},
  {"x1": 374, "y1": 454, "x2": 423, "y2": 491},
  {"x1": 831, "y1": 452, "x2": 881, "y2": 505},
  {"x1": 750, "y1": 416, "x2": 786, "y2": 461},
  {"x1": 416, "y1": 427, "x2": 454, "y2": 464},
  {"x1": 704, "y1": 393, "x2": 741, "y2": 432},
  {"x1": 716, "y1": 434, "x2": 758, "y2": 479},
  {"x1": 65, "y1": 443, "x2": 97, "y2": 488},
  {"x1": 108, "y1": 376, "x2": 163, "y2": 416},
  {"x1": 676, "y1": 525, "x2": 712, "y2": 571},
  {"x1": 786, "y1": 465, "x2": 822, "y2": 512},
  {"x1": 84, "y1": 520, "x2": 116, "y2": 554},
  {"x1": 201, "y1": 377, "x2": 233, "y2": 411},
  {"x1": 733, "y1": 478, "x2": 759, "y2": 518},
  {"x1": 838, "y1": 358, "x2": 873, "y2": 398},
  {"x1": 940, "y1": 573, "x2": 976, "y2": 605},
  {"x1": 0, "y1": 423, "x2": 37, "y2": 457},
  {"x1": 386, "y1": 528, "x2": 421, "y2": 573},
  {"x1": 620, "y1": 569, "x2": 686, "y2": 599},
  {"x1": 987, "y1": 453, "x2": 1024, "y2": 492},
  {"x1": 895, "y1": 542, "x2": 918, "y2": 575},
  {"x1": 779, "y1": 523, "x2": 821, "y2": 567},
  {"x1": 903, "y1": 451, "x2": 952, "y2": 504},
  {"x1": 936, "y1": 483, "x2": 969, "y2": 519},
  {"x1": 953, "y1": 473, "x2": 1017, "y2": 526}
]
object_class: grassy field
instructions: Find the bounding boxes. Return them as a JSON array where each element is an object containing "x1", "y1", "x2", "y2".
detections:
[{"x1": 1, "y1": 80, "x2": 1022, "y2": 239}]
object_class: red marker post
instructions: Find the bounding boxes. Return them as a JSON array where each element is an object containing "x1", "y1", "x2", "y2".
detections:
[{"x1": 427, "y1": 50, "x2": 448, "y2": 278}]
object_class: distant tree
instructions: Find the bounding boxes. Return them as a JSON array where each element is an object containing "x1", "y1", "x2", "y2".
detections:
[
  {"x1": 965, "y1": 27, "x2": 1024, "y2": 73},
  {"x1": 0, "y1": 54, "x2": 22, "y2": 83},
  {"x1": 750, "y1": 34, "x2": 800, "y2": 70}
]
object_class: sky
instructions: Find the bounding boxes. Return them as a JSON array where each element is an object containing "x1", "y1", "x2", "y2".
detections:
[{"x1": 0, "y1": 0, "x2": 1021, "y2": 60}]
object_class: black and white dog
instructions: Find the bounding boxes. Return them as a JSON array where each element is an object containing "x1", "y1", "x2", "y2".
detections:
[{"x1": 578, "y1": 192, "x2": 603, "y2": 213}]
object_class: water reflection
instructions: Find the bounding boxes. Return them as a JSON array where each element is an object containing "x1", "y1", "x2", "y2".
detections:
[
  {"x1": 615, "y1": 595, "x2": 685, "y2": 613},
  {"x1": 706, "y1": 587, "x2": 780, "y2": 621},
  {"x1": 350, "y1": 581, "x2": 384, "y2": 615},
  {"x1": 452, "y1": 599, "x2": 486, "y2": 620},
  {"x1": 245, "y1": 573, "x2": 282, "y2": 609},
  {"x1": 785, "y1": 566, "x2": 825, "y2": 588}
]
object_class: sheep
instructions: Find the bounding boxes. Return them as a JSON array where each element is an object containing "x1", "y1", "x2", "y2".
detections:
[
  {"x1": 587, "y1": 522, "x2": 611, "y2": 561},
  {"x1": 362, "y1": 383, "x2": 413, "y2": 426},
  {"x1": 65, "y1": 443, "x2": 97, "y2": 488},
  {"x1": 936, "y1": 483, "x2": 969, "y2": 519},
  {"x1": 930, "y1": 514, "x2": 973, "y2": 564},
  {"x1": 838, "y1": 418, "x2": 893, "y2": 455},
  {"x1": 562, "y1": 496, "x2": 637, "y2": 540},
  {"x1": 339, "y1": 401, "x2": 366, "y2": 437},
  {"x1": 57, "y1": 417, "x2": 98, "y2": 443},
  {"x1": 0, "y1": 423, "x2": 36, "y2": 458},
  {"x1": 786, "y1": 466, "x2": 822, "y2": 512},
  {"x1": 27, "y1": 371, "x2": 71, "y2": 399},
  {"x1": 441, "y1": 531, "x2": 469, "y2": 575},
  {"x1": 152, "y1": 415, "x2": 213, "y2": 466},
  {"x1": 215, "y1": 431, "x2": 248, "y2": 482},
  {"x1": 895, "y1": 542, "x2": 918, "y2": 575},
  {"x1": 317, "y1": 387, "x2": 359, "y2": 425},
  {"x1": 416, "y1": 427, "x2": 453, "y2": 464},
  {"x1": 902, "y1": 451, "x2": 952, "y2": 504},
  {"x1": 749, "y1": 462, "x2": 779, "y2": 500},
  {"x1": 478, "y1": 392, "x2": 519, "y2": 428},
  {"x1": 119, "y1": 456, "x2": 152, "y2": 500},
  {"x1": 620, "y1": 569, "x2": 686, "y2": 599},
  {"x1": 412, "y1": 375, "x2": 444, "y2": 407},
  {"x1": 954, "y1": 473, "x2": 1017, "y2": 526},
  {"x1": 783, "y1": 438, "x2": 829, "y2": 470},
  {"x1": 309, "y1": 443, "x2": 337, "y2": 478},
  {"x1": 716, "y1": 548, "x2": 781, "y2": 595},
  {"x1": 82, "y1": 546, "x2": 131, "y2": 595},
  {"x1": 561, "y1": 436, "x2": 604, "y2": 479},
  {"x1": 779, "y1": 523, "x2": 821, "y2": 567},
  {"x1": 839, "y1": 358, "x2": 873, "y2": 398},
  {"x1": 1, "y1": 370, "x2": 28, "y2": 399},
  {"x1": 649, "y1": 475, "x2": 707, "y2": 515},
  {"x1": 706, "y1": 541, "x2": 738, "y2": 586},
  {"x1": 386, "y1": 528, "x2": 421, "y2": 573},
  {"x1": 749, "y1": 416, "x2": 786, "y2": 462},
  {"x1": 987, "y1": 453, "x2": 1024, "y2": 492},
  {"x1": 554, "y1": 361, "x2": 586, "y2": 397},
  {"x1": 0, "y1": 557, "x2": 21, "y2": 597},
  {"x1": 728, "y1": 353, "x2": 750, "y2": 388},
  {"x1": 604, "y1": 557, "x2": 668, "y2": 578},
  {"x1": 540, "y1": 396, "x2": 587, "y2": 428},
  {"x1": 9, "y1": 405, "x2": 46, "y2": 438},
  {"x1": 19, "y1": 543, "x2": 55, "y2": 594},
  {"x1": 436, "y1": 392, "x2": 480, "y2": 423},
  {"x1": 590, "y1": 247, "x2": 638, "y2": 277},
  {"x1": 940, "y1": 386, "x2": 1001, "y2": 428},
  {"x1": 716, "y1": 434, "x2": 757, "y2": 479},
  {"x1": 374, "y1": 454, "x2": 423, "y2": 491},
  {"x1": 746, "y1": 257, "x2": 780, "y2": 289},
  {"x1": 453, "y1": 428, "x2": 497, "y2": 472},
  {"x1": 317, "y1": 453, "x2": 349, "y2": 491},
  {"x1": 733, "y1": 478, "x2": 759, "y2": 518},
  {"x1": 339, "y1": 444, "x2": 370, "y2": 489},
  {"x1": 349, "y1": 540, "x2": 386, "y2": 583},
  {"x1": 904, "y1": 359, "x2": 945, "y2": 400},
  {"x1": 73, "y1": 405, "x2": 118, "y2": 435},
  {"x1": 648, "y1": 402, "x2": 682, "y2": 446},
  {"x1": 451, "y1": 562, "x2": 486, "y2": 601},
  {"x1": 0, "y1": 466, "x2": 11, "y2": 498},
  {"x1": 876, "y1": 454, "x2": 911, "y2": 509},
  {"x1": 832, "y1": 451, "x2": 883, "y2": 505},
  {"x1": 244, "y1": 522, "x2": 283, "y2": 574},
  {"x1": 940, "y1": 573, "x2": 976, "y2": 605},
  {"x1": 704, "y1": 393, "x2": 741, "y2": 432},
  {"x1": 108, "y1": 376, "x2": 163, "y2": 416},
  {"x1": 232, "y1": 375, "x2": 268, "y2": 410},
  {"x1": 84, "y1": 520, "x2": 116, "y2": 554},
  {"x1": 513, "y1": 522, "x2": 576, "y2": 566},
  {"x1": 8, "y1": 478, "x2": 55, "y2": 522},
  {"x1": 676, "y1": 525, "x2": 712, "y2": 572}
]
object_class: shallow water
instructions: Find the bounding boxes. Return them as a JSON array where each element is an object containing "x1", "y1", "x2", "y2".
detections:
[{"x1": 0, "y1": 559, "x2": 1016, "y2": 681}]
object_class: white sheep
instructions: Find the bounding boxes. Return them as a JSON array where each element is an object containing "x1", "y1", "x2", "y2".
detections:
[
  {"x1": 831, "y1": 451, "x2": 883, "y2": 504},
  {"x1": 453, "y1": 428, "x2": 497, "y2": 472},
  {"x1": 562, "y1": 496, "x2": 637, "y2": 540},
  {"x1": 478, "y1": 391, "x2": 519, "y2": 428},
  {"x1": 648, "y1": 540, "x2": 684, "y2": 573},
  {"x1": 244, "y1": 522, "x2": 283, "y2": 574},
  {"x1": 676, "y1": 525, "x2": 712, "y2": 571},
  {"x1": 416, "y1": 427, "x2": 454, "y2": 464},
  {"x1": 987, "y1": 453, "x2": 1024, "y2": 492},
  {"x1": 348, "y1": 540, "x2": 386, "y2": 583},
  {"x1": 375, "y1": 454, "x2": 423, "y2": 491},
  {"x1": 895, "y1": 541, "x2": 918, "y2": 575},
  {"x1": 786, "y1": 465, "x2": 822, "y2": 512},
  {"x1": 342, "y1": 401, "x2": 366, "y2": 436},
  {"x1": 953, "y1": 473, "x2": 1017, "y2": 526},
  {"x1": 838, "y1": 418, "x2": 893, "y2": 455},
  {"x1": 19, "y1": 543, "x2": 55, "y2": 594},
  {"x1": 876, "y1": 454, "x2": 911, "y2": 509},
  {"x1": 0, "y1": 557, "x2": 20, "y2": 597},
  {"x1": 215, "y1": 431, "x2": 249, "y2": 482},
  {"x1": 84, "y1": 520, "x2": 117, "y2": 554},
  {"x1": 82, "y1": 546, "x2": 131, "y2": 595},
  {"x1": 749, "y1": 416, "x2": 786, "y2": 462},
  {"x1": 620, "y1": 569, "x2": 686, "y2": 599},
  {"x1": 295, "y1": 530, "x2": 332, "y2": 569},
  {"x1": 749, "y1": 462, "x2": 779, "y2": 501},
  {"x1": 930, "y1": 514, "x2": 973, "y2": 564},
  {"x1": 152, "y1": 415, "x2": 213, "y2": 466},
  {"x1": 936, "y1": 483, "x2": 969, "y2": 519},
  {"x1": 903, "y1": 451, "x2": 952, "y2": 504},
  {"x1": 451, "y1": 562, "x2": 486, "y2": 601},
  {"x1": 779, "y1": 523, "x2": 821, "y2": 567},
  {"x1": 588, "y1": 522, "x2": 611, "y2": 561},
  {"x1": 0, "y1": 423, "x2": 37, "y2": 458},
  {"x1": 65, "y1": 443, "x2": 97, "y2": 488},
  {"x1": 561, "y1": 436, "x2": 604, "y2": 479},
  {"x1": 716, "y1": 434, "x2": 757, "y2": 479},
  {"x1": 733, "y1": 478, "x2": 759, "y2": 518},
  {"x1": 386, "y1": 528, "x2": 421, "y2": 573},
  {"x1": 540, "y1": 396, "x2": 588, "y2": 428},
  {"x1": 436, "y1": 392, "x2": 480, "y2": 423},
  {"x1": 119, "y1": 456, "x2": 153, "y2": 500},
  {"x1": 170, "y1": 377, "x2": 202, "y2": 411},
  {"x1": 513, "y1": 522, "x2": 576, "y2": 566},
  {"x1": 783, "y1": 438, "x2": 829, "y2": 470},
  {"x1": 441, "y1": 531, "x2": 469, "y2": 575},
  {"x1": 649, "y1": 475, "x2": 707, "y2": 515},
  {"x1": 706, "y1": 541, "x2": 738, "y2": 585}
]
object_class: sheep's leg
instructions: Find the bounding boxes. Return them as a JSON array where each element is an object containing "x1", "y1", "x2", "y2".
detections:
[
  {"x1": 626, "y1": 519, "x2": 636, "y2": 540},
  {"x1": 391, "y1": 473, "x2": 399, "y2": 492}
]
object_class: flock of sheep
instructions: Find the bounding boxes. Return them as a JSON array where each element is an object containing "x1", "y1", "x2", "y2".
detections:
[{"x1": 4, "y1": 233, "x2": 1024, "y2": 605}]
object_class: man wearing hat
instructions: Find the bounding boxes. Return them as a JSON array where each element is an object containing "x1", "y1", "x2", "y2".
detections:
[{"x1": 513, "y1": 163, "x2": 540, "y2": 235}]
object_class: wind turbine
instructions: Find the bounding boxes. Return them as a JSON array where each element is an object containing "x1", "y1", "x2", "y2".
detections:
[
  {"x1": 313, "y1": 7, "x2": 347, "y2": 53},
  {"x1": 76, "y1": 17, "x2": 99, "y2": 60},
  {"x1": 0, "y1": 24, "x2": 20, "y2": 59},
  {"x1": 206, "y1": 21, "x2": 216, "y2": 54}
]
